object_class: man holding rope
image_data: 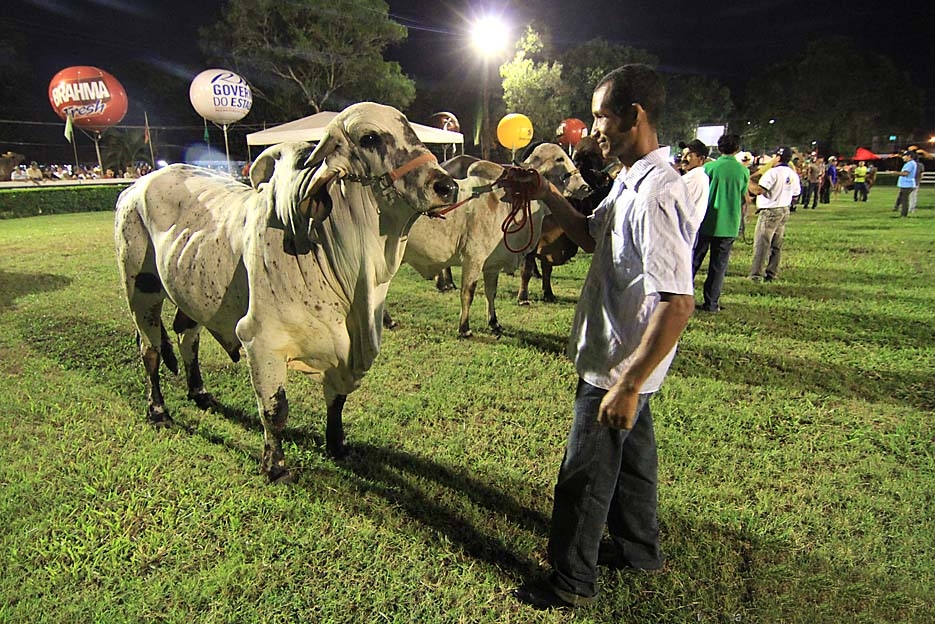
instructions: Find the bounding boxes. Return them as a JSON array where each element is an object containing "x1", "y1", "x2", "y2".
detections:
[{"x1": 505, "y1": 64, "x2": 698, "y2": 610}]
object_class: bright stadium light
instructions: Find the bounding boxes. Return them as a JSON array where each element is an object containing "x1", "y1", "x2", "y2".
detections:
[
  {"x1": 470, "y1": 15, "x2": 511, "y2": 159},
  {"x1": 471, "y1": 15, "x2": 510, "y2": 57}
]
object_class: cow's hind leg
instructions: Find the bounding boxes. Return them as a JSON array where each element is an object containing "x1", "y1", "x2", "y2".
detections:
[
  {"x1": 173, "y1": 310, "x2": 219, "y2": 411},
  {"x1": 483, "y1": 268, "x2": 504, "y2": 337},
  {"x1": 517, "y1": 253, "x2": 536, "y2": 305},
  {"x1": 435, "y1": 267, "x2": 456, "y2": 292},
  {"x1": 131, "y1": 275, "x2": 174, "y2": 427},
  {"x1": 541, "y1": 261, "x2": 556, "y2": 302}
]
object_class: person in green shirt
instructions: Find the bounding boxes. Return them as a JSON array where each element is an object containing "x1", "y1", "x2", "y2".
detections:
[
  {"x1": 853, "y1": 161, "x2": 868, "y2": 202},
  {"x1": 691, "y1": 134, "x2": 750, "y2": 312}
]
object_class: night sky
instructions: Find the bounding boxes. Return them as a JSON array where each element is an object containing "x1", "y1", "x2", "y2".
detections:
[{"x1": 11, "y1": 0, "x2": 935, "y2": 129}]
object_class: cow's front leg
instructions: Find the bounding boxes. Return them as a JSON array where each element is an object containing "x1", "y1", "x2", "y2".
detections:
[
  {"x1": 244, "y1": 350, "x2": 292, "y2": 483},
  {"x1": 458, "y1": 263, "x2": 481, "y2": 338},
  {"x1": 326, "y1": 394, "x2": 349, "y2": 459},
  {"x1": 483, "y1": 268, "x2": 503, "y2": 337},
  {"x1": 541, "y1": 261, "x2": 556, "y2": 302}
]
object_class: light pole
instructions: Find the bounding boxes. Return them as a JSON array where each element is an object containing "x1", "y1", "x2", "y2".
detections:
[{"x1": 471, "y1": 16, "x2": 509, "y2": 160}]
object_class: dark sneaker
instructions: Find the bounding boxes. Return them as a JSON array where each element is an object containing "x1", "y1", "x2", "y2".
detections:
[
  {"x1": 597, "y1": 541, "x2": 665, "y2": 573},
  {"x1": 513, "y1": 580, "x2": 594, "y2": 610}
]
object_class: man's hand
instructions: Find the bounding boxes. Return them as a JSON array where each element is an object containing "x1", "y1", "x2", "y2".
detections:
[
  {"x1": 598, "y1": 381, "x2": 640, "y2": 430},
  {"x1": 495, "y1": 166, "x2": 547, "y2": 200}
]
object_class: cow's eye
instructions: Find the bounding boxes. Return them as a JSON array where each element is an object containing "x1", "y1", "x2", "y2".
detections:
[{"x1": 359, "y1": 133, "x2": 382, "y2": 149}]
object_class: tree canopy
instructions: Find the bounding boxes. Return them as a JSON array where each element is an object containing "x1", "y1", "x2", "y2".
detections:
[
  {"x1": 499, "y1": 28, "x2": 571, "y2": 143},
  {"x1": 559, "y1": 39, "x2": 659, "y2": 124},
  {"x1": 200, "y1": 0, "x2": 415, "y2": 120},
  {"x1": 741, "y1": 37, "x2": 923, "y2": 154}
]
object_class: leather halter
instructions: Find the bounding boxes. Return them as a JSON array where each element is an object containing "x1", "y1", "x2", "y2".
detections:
[{"x1": 343, "y1": 152, "x2": 438, "y2": 196}]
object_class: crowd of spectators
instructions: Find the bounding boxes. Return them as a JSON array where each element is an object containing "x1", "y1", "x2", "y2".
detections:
[{"x1": 4, "y1": 161, "x2": 153, "y2": 183}]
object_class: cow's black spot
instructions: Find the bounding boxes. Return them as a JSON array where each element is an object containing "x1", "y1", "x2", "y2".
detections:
[{"x1": 135, "y1": 272, "x2": 161, "y2": 293}]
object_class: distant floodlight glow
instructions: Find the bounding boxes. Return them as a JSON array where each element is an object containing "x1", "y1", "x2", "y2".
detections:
[
  {"x1": 471, "y1": 16, "x2": 509, "y2": 57},
  {"x1": 156, "y1": 160, "x2": 168, "y2": 168}
]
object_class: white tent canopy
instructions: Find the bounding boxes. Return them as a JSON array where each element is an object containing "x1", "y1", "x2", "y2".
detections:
[{"x1": 246, "y1": 111, "x2": 464, "y2": 146}]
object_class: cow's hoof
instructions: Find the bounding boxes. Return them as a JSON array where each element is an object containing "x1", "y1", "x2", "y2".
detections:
[
  {"x1": 191, "y1": 391, "x2": 220, "y2": 411},
  {"x1": 266, "y1": 466, "x2": 295, "y2": 485},
  {"x1": 543, "y1": 294, "x2": 556, "y2": 303},
  {"x1": 327, "y1": 441, "x2": 351, "y2": 460},
  {"x1": 458, "y1": 330, "x2": 474, "y2": 339},
  {"x1": 489, "y1": 324, "x2": 504, "y2": 338},
  {"x1": 147, "y1": 408, "x2": 173, "y2": 428},
  {"x1": 517, "y1": 299, "x2": 530, "y2": 306},
  {"x1": 384, "y1": 319, "x2": 400, "y2": 330}
]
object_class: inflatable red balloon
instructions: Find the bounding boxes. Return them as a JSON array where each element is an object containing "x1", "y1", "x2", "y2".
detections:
[
  {"x1": 429, "y1": 111, "x2": 460, "y2": 133},
  {"x1": 556, "y1": 118, "x2": 587, "y2": 148},
  {"x1": 48, "y1": 66, "x2": 128, "y2": 130}
]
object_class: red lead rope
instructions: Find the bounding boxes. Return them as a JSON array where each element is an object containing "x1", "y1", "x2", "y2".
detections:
[
  {"x1": 428, "y1": 165, "x2": 543, "y2": 254},
  {"x1": 496, "y1": 166, "x2": 543, "y2": 254}
]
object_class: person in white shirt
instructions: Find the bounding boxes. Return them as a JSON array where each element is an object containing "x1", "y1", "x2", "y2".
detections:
[
  {"x1": 508, "y1": 63, "x2": 697, "y2": 610},
  {"x1": 678, "y1": 138, "x2": 711, "y2": 225},
  {"x1": 748, "y1": 146, "x2": 801, "y2": 282}
]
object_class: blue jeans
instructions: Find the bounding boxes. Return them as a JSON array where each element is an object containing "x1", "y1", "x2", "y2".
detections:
[
  {"x1": 692, "y1": 234, "x2": 735, "y2": 310},
  {"x1": 548, "y1": 380, "x2": 660, "y2": 598}
]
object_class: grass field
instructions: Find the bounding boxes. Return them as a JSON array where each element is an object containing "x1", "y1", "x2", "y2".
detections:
[{"x1": 1, "y1": 186, "x2": 933, "y2": 623}]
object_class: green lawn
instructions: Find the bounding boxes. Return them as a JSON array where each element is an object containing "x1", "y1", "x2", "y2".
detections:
[{"x1": 1, "y1": 187, "x2": 933, "y2": 623}]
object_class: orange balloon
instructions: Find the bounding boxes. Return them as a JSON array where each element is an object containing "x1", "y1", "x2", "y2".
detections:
[
  {"x1": 48, "y1": 66, "x2": 128, "y2": 130},
  {"x1": 497, "y1": 113, "x2": 534, "y2": 150}
]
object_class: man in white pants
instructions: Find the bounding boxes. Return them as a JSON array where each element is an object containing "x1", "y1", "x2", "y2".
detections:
[{"x1": 748, "y1": 147, "x2": 801, "y2": 282}]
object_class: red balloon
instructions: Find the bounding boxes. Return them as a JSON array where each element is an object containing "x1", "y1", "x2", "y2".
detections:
[
  {"x1": 429, "y1": 111, "x2": 460, "y2": 133},
  {"x1": 48, "y1": 66, "x2": 128, "y2": 130},
  {"x1": 556, "y1": 118, "x2": 588, "y2": 147}
]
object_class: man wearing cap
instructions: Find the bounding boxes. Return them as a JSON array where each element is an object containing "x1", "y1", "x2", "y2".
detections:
[
  {"x1": 692, "y1": 133, "x2": 749, "y2": 313},
  {"x1": 747, "y1": 147, "x2": 801, "y2": 282},
  {"x1": 678, "y1": 139, "x2": 710, "y2": 225},
  {"x1": 893, "y1": 151, "x2": 918, "y2": 217}
]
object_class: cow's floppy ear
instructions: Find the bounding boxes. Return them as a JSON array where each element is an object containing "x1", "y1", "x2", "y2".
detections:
[
  {"x1": 301, "y1": 132, "x2": 347, "y2": 199},
  {"x1": 249, "y1": 144, "x2": 282, "y2": 189},
  {"x1": 467, "y1": 160, "x2": 504, "y2": 180},
  {"x1": 269, "y1": 139, "x2": 341, "y2": 256}
]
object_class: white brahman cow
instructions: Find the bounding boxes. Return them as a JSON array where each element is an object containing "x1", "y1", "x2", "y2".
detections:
[
  {"x1": 115, "y1": 102, "x2": 457, "y2": 482},
  {"x1": 392, "y1": 143, "x2": 589, "y2": 337}
]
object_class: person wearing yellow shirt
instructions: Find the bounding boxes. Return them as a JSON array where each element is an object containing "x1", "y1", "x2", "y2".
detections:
[{"x1": 852, "y1": 161, "x2": 868, "y2": 202}]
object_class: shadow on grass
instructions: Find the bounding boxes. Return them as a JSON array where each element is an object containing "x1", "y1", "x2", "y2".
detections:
[
  {"x1": 512, "y1": 327, "x2": 568, "y2": 356},
  {"x1": 0, "y1": 270, "x2": 71, "y2": 311},
  {"x1": 334, "y1": 442, "x2": 550, "y2": 579},
  {"x1": 674, "y1": 338, "x2": 934, "y2": 412}
]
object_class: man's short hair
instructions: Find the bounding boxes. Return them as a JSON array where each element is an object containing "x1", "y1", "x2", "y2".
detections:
[
  {"x1": 716, "y1": 134, "x2": 741, "y2": 155},
  {"x1": 679, "y1": 138, "x2": 709, "y2": 159},
  {"x1": 595, "y1": 64, "x2": 666, "y2": 127}
]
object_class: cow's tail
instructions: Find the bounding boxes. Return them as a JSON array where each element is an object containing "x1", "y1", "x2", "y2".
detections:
[{"x1": 115, "y1": 185, "x2": 179, "y2": 375}]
